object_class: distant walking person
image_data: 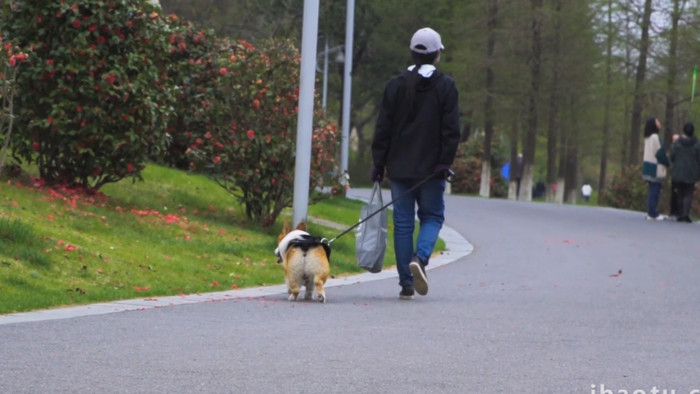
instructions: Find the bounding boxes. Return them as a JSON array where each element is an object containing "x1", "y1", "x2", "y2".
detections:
[
  {"x1": 670, "y1": 122, "x2": 700, "y2": 222},
  {"x1": 581, "y1": 183, "x2": 592, "y2": 203},
  {"x1": 642, "y1": 117, "x2": 670, "y2": 221},
  {"x1": 371, "y1": 27, "x2": 461, "y2": 300},
  {"x1": 513, "y1": 153, "x2": 523, "y2": 199}
]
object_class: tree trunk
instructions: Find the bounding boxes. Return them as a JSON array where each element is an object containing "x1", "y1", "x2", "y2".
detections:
[
  {"x1": 598, "y1": 0, "x2": 613, "y2": 199},
  {"x1": 664, "y1": 0, "x2": 682, "y2": 148},
  {"x1": 545, "y1": 0, "x2": 561, "y2": 203},
  {"x1": 508, "y1": 121, "x2": 519, "y2": 200},
  {"x1": 628, "y1": 0, "x2": 653, "y2": 166},
  {"x1": 564, "y1": 97, "x2": 579, "y2": 204},
  {"x1": 556, "y1": 115, "x2": 567, "y2": 204},
  {"x1": 521, "y1": 0, "x2": 543, "y2": 202},
  {"x1": 620, "y1": 8, "x2": 632, "y2": 167},
  {"x1": 480, "y1": 0, "x2": 499, "y2": 198}
]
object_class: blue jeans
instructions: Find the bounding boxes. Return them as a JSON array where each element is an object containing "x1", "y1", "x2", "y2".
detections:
[
  {"x1": 647, "y1": 181, "x2": 662, "y2": 217},
  {"x1": 390, "y1": 178, "x2": 446, "y2": 287}
]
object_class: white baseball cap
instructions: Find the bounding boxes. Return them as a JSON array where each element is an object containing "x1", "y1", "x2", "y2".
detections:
[{"x1": 410, "y1": 27, "x2": 444, "y2": 54}]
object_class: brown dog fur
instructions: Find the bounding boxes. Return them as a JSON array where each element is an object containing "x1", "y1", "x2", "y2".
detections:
[{"x1": 277, "y1": 221, "x2": 330, "y2": 303}]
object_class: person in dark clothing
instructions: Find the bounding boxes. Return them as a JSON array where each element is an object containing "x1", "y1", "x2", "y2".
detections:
[
  {"x1": 513, "y1": 154, "x2": 523, "y2": 199},
  {"x1": 371, "y1": 27, "x2": 461, "y2": 300},
  {"x1": 670, "y1": 122, "x2": 700, "y2": 222},
  {"x1": 533, "y1": 180, "x2": 546, "y2": 199},
  {"x1": 669, "y1": 133, "x2": 681, "y2": 219}
]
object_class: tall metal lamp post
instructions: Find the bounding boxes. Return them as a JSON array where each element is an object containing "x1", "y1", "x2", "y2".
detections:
[
  {"x1": 292, "y1": 0, "x2": 320, "y2": 227},
  {"x1": 293, "y1": 0, "x2": 354, "y2": 225},
  {"x1": 317, "y1": 39, "x2": 344, "y2": 113},
  {"x1": 339, "y1": 0, "x2": 354, "y2": 192}
]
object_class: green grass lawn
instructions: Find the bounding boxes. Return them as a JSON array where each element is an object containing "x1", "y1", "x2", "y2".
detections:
[{"x1": 0, "y1": 164, "x2": 443, "y2": 314}]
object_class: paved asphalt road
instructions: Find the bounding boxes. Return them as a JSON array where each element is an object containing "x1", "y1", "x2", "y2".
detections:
[{"x1": 1, "y1": 190, "x2": 699, "y2": 394}]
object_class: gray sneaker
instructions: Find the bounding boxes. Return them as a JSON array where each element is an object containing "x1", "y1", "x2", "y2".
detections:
[{"x1": 409, "y1": 260, "x2": 428, "y2": 296}]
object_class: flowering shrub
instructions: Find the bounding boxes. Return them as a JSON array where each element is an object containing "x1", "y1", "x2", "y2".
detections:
[
  {"x1": 187, "y1": 39, "x2": 340, "y2": 226},
  {"x1": 3, "y1": 0, "x2": 175, "y2": 190},
  {"x1": 600, "y1": 165, "x2": 647, "y2": 212},
  {"x1": 451, "y1": 153, "x2": 483, "y2": 195},
  {"x1": 3, "y1": 3, "x2": 340, "y2": 226},
  {"x1": 159, "y1": 14, "x2": 222, "y2": 169},
  {"x1": 451, "y1": 135, "x2": 507, "y2": 198},
  {"x1": 310, "y1": 116, "x2": 341, "y2": 195},
  {"x1": 0, "y1": 34, "x2": 28, "y2": 175},
  {"x1": 601, "y1": 165, "x2": 700, "y2": 216}
]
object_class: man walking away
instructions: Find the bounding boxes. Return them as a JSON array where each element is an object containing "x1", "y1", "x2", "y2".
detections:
[
  {"x1": 670, "y1": 122, "x2": 700, "y2": 222},
  {"x1": 371, "y1": 27, "x2": 461, "y2": 300}
]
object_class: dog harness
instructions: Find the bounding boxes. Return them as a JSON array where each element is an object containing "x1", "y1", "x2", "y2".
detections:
[{"x1": 288, "y1": 235, "x2": 331, "y2": 260}]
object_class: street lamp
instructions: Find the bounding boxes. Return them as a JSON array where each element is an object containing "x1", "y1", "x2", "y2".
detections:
[
  {"x1": 339, "y1": 0, "x2": 354, "y2": 190},
  {"x1": 293, "y1": 0, "x2": 320, "y2": 227},
  {"x1": 317, "y1": 39, "x2": 344, "y2": 113}
]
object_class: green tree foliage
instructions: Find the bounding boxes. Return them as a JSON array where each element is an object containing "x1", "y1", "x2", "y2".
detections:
[{"x1": 4, "y1": 0, "x2": 175, "y2": 190}]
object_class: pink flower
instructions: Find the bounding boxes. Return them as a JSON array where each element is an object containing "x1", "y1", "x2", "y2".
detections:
[{"x1": 247, "y1": 129, "x2": 255, "y2": 140}]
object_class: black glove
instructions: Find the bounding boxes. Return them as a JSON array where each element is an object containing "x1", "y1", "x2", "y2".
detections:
[
  {"x1": 370, "y1": 166, "x2": 384, "y2": 183},
  {"x1": 433, "y1": 164, "x2": 454, "y2": 180}
]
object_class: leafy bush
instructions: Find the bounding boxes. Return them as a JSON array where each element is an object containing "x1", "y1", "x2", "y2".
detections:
[
  {"x1": 186, "y1": 39, "x2": 340, "y2": 226},
  {"x1": 601, "y1": 165, "x2": 647, "y2": 212},
  {"x1": 451, "y1": 133, "x2": 508, "y2": 197},
  {"x1": 3, "y1": 2, "x2": 340, "y2": 226},
  {"x1": 159, "y1": 14, "x2": 222, "y2": 169},
  {"x1": 599, "y1": 164, "x2": 700, "y2": 217},
  {"x1": 3, "y1": 0, "x2": 175, "y2": 190}
]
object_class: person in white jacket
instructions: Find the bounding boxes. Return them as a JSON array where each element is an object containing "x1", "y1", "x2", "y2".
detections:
[
  {"x1": 581, "y1": 184, "x2": 592, "y2": 202},
  {"x1": 641, "y1": 117, "x2": 671, "y2": 220}
]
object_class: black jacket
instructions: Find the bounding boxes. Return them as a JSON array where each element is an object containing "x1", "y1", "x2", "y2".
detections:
[
  {"x1": 671, "y1": 135, "x2": 700, "y2": 184},
  {"x1": 372, "y1": 68, "x2": 460, "y2": 180}
]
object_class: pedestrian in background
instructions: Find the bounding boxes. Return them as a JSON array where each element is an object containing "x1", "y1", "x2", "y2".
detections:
[
  {"x1": 371, "y1": 27, "x2": 461, "y2": 300},
  {"x1": 642, "y1": 117, "x2": 670, "y2": 221},
  {"x1": 513, "y1": 153, "x2": 523, "y2": 199},
  {"x1": 670, "y1": 122, "x2": 700, "y2": 222},
  {"x1": 581, "y1": 183, "x2": 592, "y2": 203}
]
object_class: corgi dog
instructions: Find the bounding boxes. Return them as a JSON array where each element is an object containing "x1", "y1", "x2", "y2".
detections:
[{"x1": 275, "y1": 221, "x2": 331, "y2": 303}]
